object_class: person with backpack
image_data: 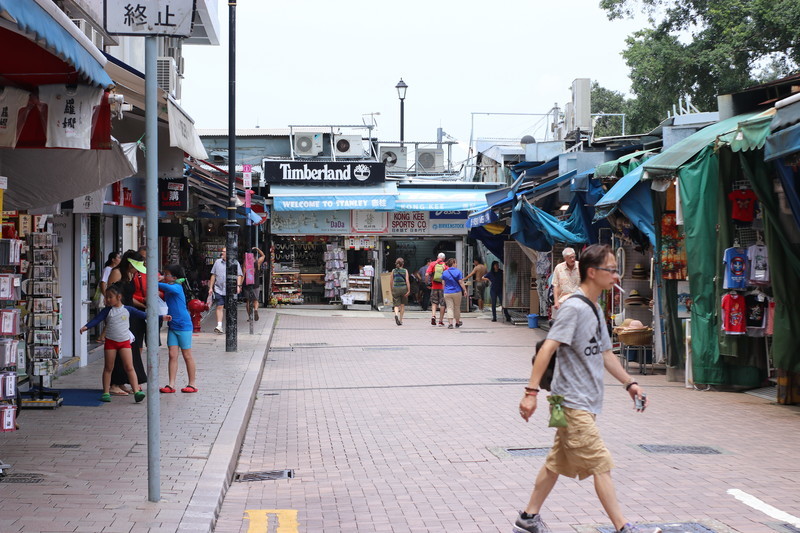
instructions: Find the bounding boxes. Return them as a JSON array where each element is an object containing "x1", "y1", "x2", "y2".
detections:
[
  {"x1": 512, "y1": 244, "x2": 657, "y2": 533},
  {"x1": 390, "y1": 257, "x2": 410, "y2": 325},
  {"x1": 425, "y1": 253, "x2": 448, "y2": 326}
]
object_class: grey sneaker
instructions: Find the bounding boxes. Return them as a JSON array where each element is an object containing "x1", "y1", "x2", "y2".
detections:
[
  {"x1": 214, "y1": 326, "x2": 223, "y2": 334},
  {"x1": 512, "y1": 512, "x2": 548, "y2": 533},
  {"x1": 618, "y1": 524, "x2": 662, "y2": 533}
]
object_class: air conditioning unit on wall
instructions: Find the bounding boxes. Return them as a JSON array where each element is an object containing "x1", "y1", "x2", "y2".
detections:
[
  {"x1": 294, "y1": 133, "x2": 324, "y2": 157},
  {"x1": 333, "y1": 135, "x2": 364, "y2": 157},
  {"x1": 379, "y1": 146, "x2": 408, "y2": 171},
  {"x1": 157, "y1": 57, "x2": 179, "y2": 97},
  {"x1": 416, "y1": 148, "x2": 444, "y2": 172}
]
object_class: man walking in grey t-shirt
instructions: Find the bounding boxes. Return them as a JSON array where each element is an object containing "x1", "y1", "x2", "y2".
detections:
[{"x1": 513, "y1": 244, "x2": 659, "y2": 533}]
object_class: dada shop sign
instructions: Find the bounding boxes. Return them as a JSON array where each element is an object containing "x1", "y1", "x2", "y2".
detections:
[{"x1": 262, "y1": 161, "x2": 385, "y2": 185}]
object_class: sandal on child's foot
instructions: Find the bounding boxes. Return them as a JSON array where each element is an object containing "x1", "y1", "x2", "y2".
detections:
[
  {"x1": 181, "y1": 385, "x2": 198, "y2": 393},
  {"x1": 134, "y1": 391, "x2": 146, "y2": 403},
  {"x1": 99, "y1": 393, "x2": 111, "y2": 402}
]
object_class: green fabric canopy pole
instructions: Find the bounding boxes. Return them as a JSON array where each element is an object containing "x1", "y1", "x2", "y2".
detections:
[{"x1": 678, "y1": 146, "x2": 725, "y2": 384}]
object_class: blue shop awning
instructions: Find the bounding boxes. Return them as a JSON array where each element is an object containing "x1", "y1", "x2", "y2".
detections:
[
  {"x1": 593, "y1": 166, "x2": 656, "y2": 245},
  {"x1": 0, "y1": 0, "x2": 113, "y2": 88},
  {"x1": 765, "y1": 121, "x2": 800, "y2": 161},
  {"x1": 466, "y1": 207, "x2": 499, "y2": 228},
  {"x1": 270, "y1": 183, "x2": 398, "y2": 211},
  {"x1": 522, "y1": 158, "x2": 559, "y2": 178},
  {"x1": 393, "y1": 188, "x2": 488, "y2": 211}
]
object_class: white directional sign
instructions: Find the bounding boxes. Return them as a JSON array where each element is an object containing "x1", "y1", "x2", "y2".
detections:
[{"x1": 104, "y1": 0, "x2": 195, "y2": 37}]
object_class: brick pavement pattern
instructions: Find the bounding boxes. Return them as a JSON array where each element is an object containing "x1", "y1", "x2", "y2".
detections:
[
  {"x1": 215, "y1": 312, "x2": 800, "y2": 533},
  {"x1": 0, "y1": 308, "x2": 275, "y2": 533}
]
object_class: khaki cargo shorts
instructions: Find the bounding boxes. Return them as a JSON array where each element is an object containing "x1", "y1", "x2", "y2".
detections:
[{"x1": 544, "y1": 406, "x2": 614, "y2": 480}]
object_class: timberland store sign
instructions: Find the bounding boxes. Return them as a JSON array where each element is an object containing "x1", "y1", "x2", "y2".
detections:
[{"x1": 262, "y1": 161, "x2": 385, "y2": 185}]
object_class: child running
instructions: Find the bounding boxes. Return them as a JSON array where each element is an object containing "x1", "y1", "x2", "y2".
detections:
[
  {"x1": 158, "y1": 264, "x2": 198, "y2": 394},
  {"x1": 80, "y1": 284, "x2": 170, "y2": 403}
]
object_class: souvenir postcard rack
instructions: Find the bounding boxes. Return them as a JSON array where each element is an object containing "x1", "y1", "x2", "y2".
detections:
[
  {"x1": 0, "y1": 238, "x2": 23, "y2": 442},
  {"x1": 20, "y1": 232, "x2": 62, "y2": 408}
]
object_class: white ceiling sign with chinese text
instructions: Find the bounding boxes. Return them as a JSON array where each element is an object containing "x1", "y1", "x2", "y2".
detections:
[{"x1": 105, "y1": 1, "x2": 195, "y2": 37}]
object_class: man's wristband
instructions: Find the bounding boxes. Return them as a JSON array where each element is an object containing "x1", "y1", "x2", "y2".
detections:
[
  {"x1": 624, "y1": 380, "x2": 638, "y2": 391},
  {"x1": 524, "y1": 387, "x2": 540, "y2": 392}
]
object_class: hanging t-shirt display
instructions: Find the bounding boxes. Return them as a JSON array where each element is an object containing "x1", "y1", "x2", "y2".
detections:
[
  {"x1": 723, "y1": 247, "x2": 748, "y2": 289},
  {"x1": 0, "y1": 87, "x2": 31, "y2": 148},
  {"x1": 661, "y1": 212, "x2": 688, "y2": 280},
  {"x1": 721, "y1": 293, "x2": 746, "y2": 335},
  {"x1": 39, "y1": 84, "x2": 103, "y2": 149},
  {"x1": 728, "y1": 189, "x2": 758, "y2": 222},
  {"x1": 744, "y1": 293, "x2": 766, "y2": 336},
  {"x1": 747, "y1": 244, "x2": 769, "y2": 284}
]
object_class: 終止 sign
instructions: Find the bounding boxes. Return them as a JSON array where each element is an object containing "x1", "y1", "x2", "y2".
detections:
[
  {"x1": 104, "y1": 0, "x2": 195, "y2": 37},
  {"x1": 262, "y1": 160, "x2": 385, "y2": 185}
]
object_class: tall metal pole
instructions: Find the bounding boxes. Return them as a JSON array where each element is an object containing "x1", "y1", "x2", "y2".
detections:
[
  {"x1": 399, "y1": 98, "x2": 405, "y2": 144},
  {"x1": 225, "y1": 0, "x2": 239, "y2": 352},
  {"x1": 144, "y1": 35, "x2": 161, "y2": 502}
]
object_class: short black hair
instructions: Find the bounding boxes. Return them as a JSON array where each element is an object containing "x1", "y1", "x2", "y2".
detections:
[
  {"x1": 165, "y1": 264, "x2": 185, "y2": 279},
  {"x1": 105, "y1": 283, "x2": 123, "y2": 297},
  {"x1": 578, "y1": 244, "x2": 612, "y2": 282}
]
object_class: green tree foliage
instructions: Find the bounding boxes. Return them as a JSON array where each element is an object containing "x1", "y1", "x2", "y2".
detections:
[
  {"x1": 591, "y1": 82, "x2": 629, "y2": 137},
  {"x1": 599, "y1": 0, "x2": 800, "y2": 132}
]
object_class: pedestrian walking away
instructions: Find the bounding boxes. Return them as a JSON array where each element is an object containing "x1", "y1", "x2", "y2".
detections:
[
  {"x1": 79, "y1": 284, "x2": 170, "y2": 403},
  {"x1": 426, "y1": 252, "x2": 448, "y2": 326},
  {"x1": 391, "y1": 257, "x2": 410, "y2": 325},
  {"x1": 244, "y1": 247, "x2": 266, "y2": 322},
  {"x1": 208, "y1": 247, "x2": 243, "y2": 334},
  {"x1": 441, "y1": 257, "x2": 467, "y2": 328},
  {"x1": 463, "y1": 257, "x2": 487, "y2": 311},
  {"x1": 513, "y1": 244, "x2": 659, "y2": 533},
  {"x1": 158, "y1": 264, "x2": 198, "y2": 394},
  {"x1": 483, "y1": 261, "x2": 511, "y2": 322}
]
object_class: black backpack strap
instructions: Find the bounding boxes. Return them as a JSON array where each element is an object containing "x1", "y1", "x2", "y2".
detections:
[{"x1": 568, "y1": 294, "x2": 603, "y2": 335}]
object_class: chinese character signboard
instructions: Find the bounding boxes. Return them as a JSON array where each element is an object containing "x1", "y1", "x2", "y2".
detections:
[
  {"x1": 158, "y1": 177, "x2": 188, "y2": 211},
  {"x1": 73, "y1": 189, "x2": 105, "y2": 214},
  {"x1": 105, "y1": 0, "x2": 195, "y2": 37}
]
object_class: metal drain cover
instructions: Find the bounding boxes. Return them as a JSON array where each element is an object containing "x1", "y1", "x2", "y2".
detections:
[
  {"x1": 50, "y1": 444, "x2": 80, "y2": 449},
  {"x1": 504, "y1": 447, "x2": 550, "y2": 457},
  {"x1": 458, "y1": 330, "x2": 487, "y2": 333},
  {"x1": 638, "y1": 444, "x2": 722, "y2": 455},
  {"x1": 291, "y1": 343, "x2": 328, "y2": 347},
  {"x1": 596, "y1": 522, "x2": 717, "y2": 532},
  {"x1": 234, "y1": 469, "x2": 294, "y2": 482},
  {"x1": 0, "y1": 473, "x2": 45, "y2": 483}
]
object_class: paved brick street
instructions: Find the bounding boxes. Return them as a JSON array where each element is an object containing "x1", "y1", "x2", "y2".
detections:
[
  {"x1": 215, "y1": 311, "x2": 800, "y2": 533},
  {"x1": 1, "y1": 309, "x2": 799, "y2": 533}
]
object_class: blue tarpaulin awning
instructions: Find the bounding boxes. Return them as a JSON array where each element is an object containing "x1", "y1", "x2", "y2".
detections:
[
  {"x1": 593, "y1": 166, "x2": 656, "y2": 245},
  {"x1": 393, "y1": 188, "x2": 488, "y2": 211},
  {"x1": 0, "y1": 0, "x2": 113, "y2": 88},
  {"x1": 270, "y1": 183, "x2": 398, "y2": 211},
  {"x1": 511, "y1": 198, "x2": 588, "y2": 252},
  {"x1": 522, "y1": 158, "x2": 559, "y2": 178},
  {"x1": 765, "y1": 121, "x2": 800, "y2": 161}
]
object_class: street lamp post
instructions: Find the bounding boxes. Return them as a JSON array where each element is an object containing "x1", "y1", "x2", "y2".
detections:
[{"x1": 395, "y1": 78, "x2": 408, "y2": 143}]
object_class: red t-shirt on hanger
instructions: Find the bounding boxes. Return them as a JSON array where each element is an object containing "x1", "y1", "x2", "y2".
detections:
[{"x1": 728, "y1": 189, "x2": 758, "y2": 222}]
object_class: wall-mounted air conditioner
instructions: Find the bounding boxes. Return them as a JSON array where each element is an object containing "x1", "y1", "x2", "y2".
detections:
[
  {"x1": 379, "y1": 146, "x2": 408, "y2": 171},
  {"x1": 415, "y1": 148, "x2": 444, "y2": 172},
  {"x1": 157, "y1": 57, "x2": 179, "y2": 97},
  {"x1": 333, "y1": 135, "x2": 363, "y2": 157},
  {"x1": 294, "y1": 133, "x2": 324, "y2": 157}
]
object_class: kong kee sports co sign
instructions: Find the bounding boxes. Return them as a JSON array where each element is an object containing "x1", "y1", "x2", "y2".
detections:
[{"x1": 262, "y1": 161, "x2": 385, "y2": 185}]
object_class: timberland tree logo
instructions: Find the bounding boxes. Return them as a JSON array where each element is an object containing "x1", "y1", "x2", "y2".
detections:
[{"x1": 353, "y1": 164, "x2": 370, "y2": 181}]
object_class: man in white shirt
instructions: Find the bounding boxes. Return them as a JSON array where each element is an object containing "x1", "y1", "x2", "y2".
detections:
[
  {"x1": 552, "y1": 247, "x2": 580, "y2": 313},
  {"x1": 207, "y1": 247, "x2": 243, "y2": 334}
]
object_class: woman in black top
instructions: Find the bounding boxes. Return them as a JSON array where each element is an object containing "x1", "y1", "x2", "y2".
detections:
[{"x1": 483, "y1": 261, "x2": 512, "y2": 322}]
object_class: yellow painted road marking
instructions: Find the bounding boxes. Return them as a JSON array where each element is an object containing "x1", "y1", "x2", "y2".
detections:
[{"x1": 244, "y1": 509, "x2": 299, "y2": 533}]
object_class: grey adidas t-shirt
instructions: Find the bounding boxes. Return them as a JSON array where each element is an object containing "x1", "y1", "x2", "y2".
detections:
[{"x1": 546, "y1": 289, "x2": 612, "y2": 415}]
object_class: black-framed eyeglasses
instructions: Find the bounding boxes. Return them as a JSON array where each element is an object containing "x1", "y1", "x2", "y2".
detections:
[{"x1": 594, "y1": 267, "x2": 619, "y2": 274}]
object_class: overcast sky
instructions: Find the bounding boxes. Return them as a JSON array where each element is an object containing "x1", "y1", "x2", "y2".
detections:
[{"x1": 180, "y1": 0, "x2": 647, "y2": 164}]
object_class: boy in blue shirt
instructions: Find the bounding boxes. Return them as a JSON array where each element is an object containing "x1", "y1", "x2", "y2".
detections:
[{"x1": 158, "y1": 265, "x2": 198, "y2": 394}]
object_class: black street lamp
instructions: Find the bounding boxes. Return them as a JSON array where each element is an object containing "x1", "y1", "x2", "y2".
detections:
[{"x1": 395, "y1": 78, "x2": 408, "y2": 143}]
